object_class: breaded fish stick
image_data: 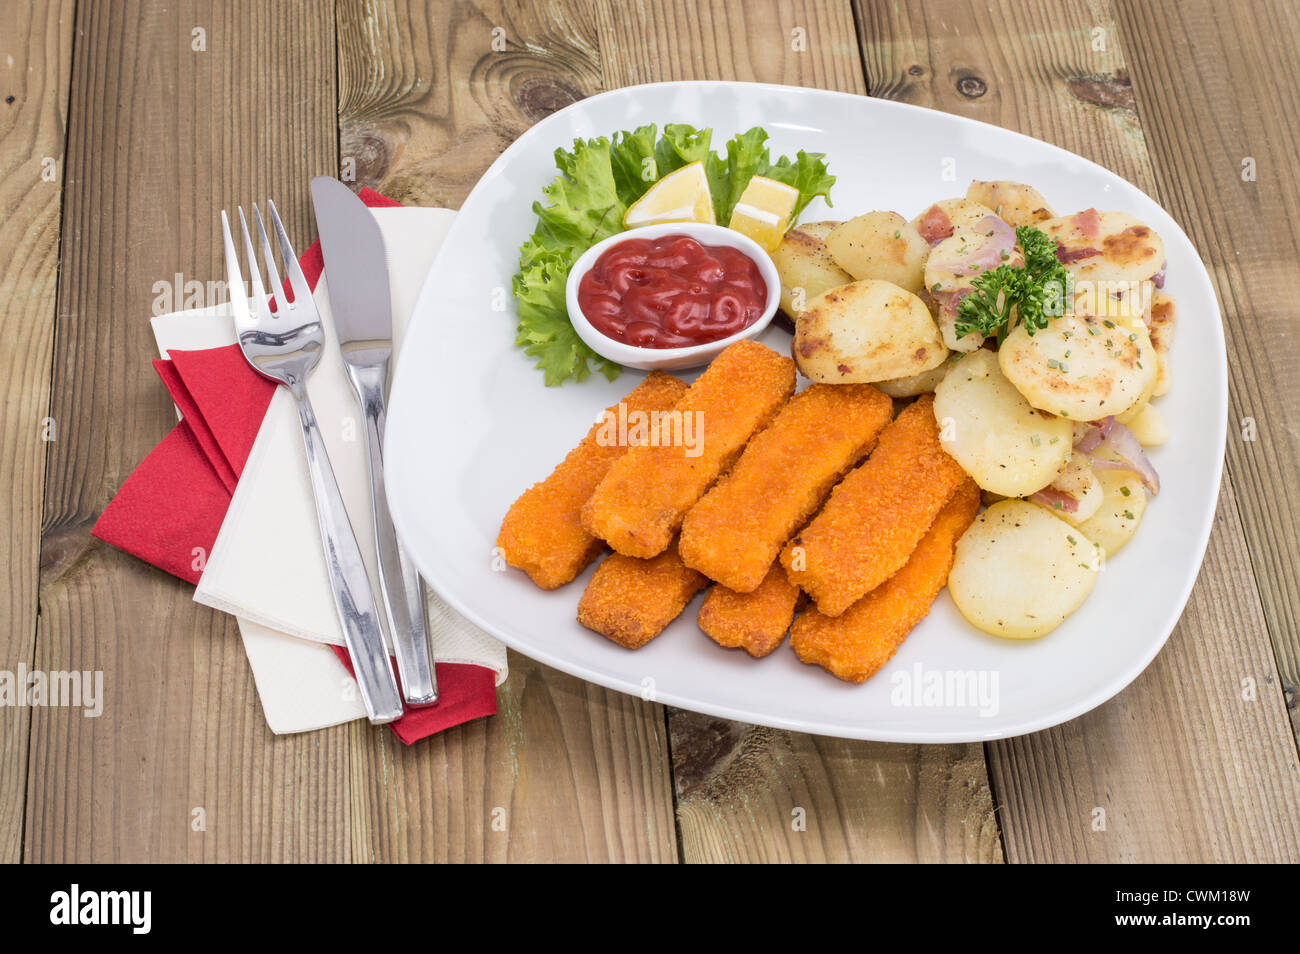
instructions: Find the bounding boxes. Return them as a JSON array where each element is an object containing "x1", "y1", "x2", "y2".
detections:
[
  {"x1": 791, "y1": 480, "x2": 979, "y2": 682},
  {"x1": 577, "y1": 544, "x2": 707, "y2": 649},
  {"x1": 680, "y1": 383, "x2": 893, "y2": 592},
  {"x1": 583, "y1": 340, "x2": 796, "y2": 559},
  {"x1": 780, "y1": 394, "x2": 968, "y2": 616},
  {"x1": 698, "y1": 563, "x2": 802, "y2": 658},
  {"x1": 498, "y1": 371, "x2": 688, "y2": 589}
]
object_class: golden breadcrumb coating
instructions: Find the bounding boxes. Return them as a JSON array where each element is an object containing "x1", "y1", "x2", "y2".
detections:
[
  {"x1": 582, "y1": 340, "x2": 796, "y2": 559},
  {"x1": 790, "y1": 479, "x2": 979, "y2": 682},
  {"x1": 780, "y1": 394, "x2": 968, "y2": 616},
  {"x1": 497, "y1": 371, "x2": 688, "y2": 589},
  {"x1": 679, "y1": 383, "x2": 893, "y2": 592},
  {"x1": 698, "y1": 562, "x2": 802, "y2": 658},
  {"x1": 577, "y1": 543, "x2": 707, "y2": 649}
]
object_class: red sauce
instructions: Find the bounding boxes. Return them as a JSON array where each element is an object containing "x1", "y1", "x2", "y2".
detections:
[{"x1": 577, "y1": 234, "x2": 768, "y2": 348}]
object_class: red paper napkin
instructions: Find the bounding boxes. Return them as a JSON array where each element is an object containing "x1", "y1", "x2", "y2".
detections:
[{"x1": 93, "y1": 188, "x2": 497, "y2": 741}]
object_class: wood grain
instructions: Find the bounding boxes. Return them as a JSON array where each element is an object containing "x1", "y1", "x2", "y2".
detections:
[
  {"x1": 348, "y1": 660, "x2": 675, "y2": 862},
  {"x1": 591, "y1": 0, "x2": 1001, "y2": 863},
  {"x1": 596, "y1": 0, "x2": 867, "y2": 93},
  {"x1": 858, "y1": 0, "x2": 1300, "y2": 861},
  {"x1": 0, "y1": 0, "x2": 75, "y2": 865},
  {"x1": 12, "y1": 0, "x2": 1298, "y2": 864},
  {"x1": 26, "y1": 0, "x2": 349, "y2": 862},
  {"x1": 1114, "y1": 0, "x2": 1300, "y2": 742},
  {"x1": 337, "y1": 0, "x2": 678, "y2": 863},
  {"x1": 672, "y1": 713, "x2": 1000, "y2": 862},
  {"x1": 337, "y1": 0, "x2": 604, "y2": 206}
]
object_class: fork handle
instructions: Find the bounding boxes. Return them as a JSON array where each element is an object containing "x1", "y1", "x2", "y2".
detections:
[
  {"x1": 350, "y1": 366, "x2": 439, "y2": 706},
  {"x1": 291, "y1": 386, "x2": 404, "y2": 724}
]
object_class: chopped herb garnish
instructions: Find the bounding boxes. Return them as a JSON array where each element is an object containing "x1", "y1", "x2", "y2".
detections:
[{"x1": 1120, "y1": 486, "x2": 1131, "y2": 497}]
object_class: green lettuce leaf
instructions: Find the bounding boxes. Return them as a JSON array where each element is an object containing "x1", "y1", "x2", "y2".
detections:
[
  {"x1": 512, "y1": 123, "x2": 835, "y2": 385},
  {"x1": 765, "y1": 150, "x2": 838, "y2": 220},
  {"x1": 512, "y1": 259, "x2": 621, "y2": 386}
]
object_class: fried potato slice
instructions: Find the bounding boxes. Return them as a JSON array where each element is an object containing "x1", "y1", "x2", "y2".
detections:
[
  {"x1": 825, "y1": 212, "x2": 930, "y2": 293},
  {"x1": 773, "y1": 221, "x2": 852, "y2": 317},
  {"x1": 1029, "y1": 454, "x2": 1104, "y2": 526},
  {"x1": 947, "y1": 499, "x2": 1101, "y2": 639},
  {"x1": 1038, "y1": 209, "x2": 1165, "y2": 284},
  {"x1": 793, "y1": 279, "x2": 947, "y2": 384},
  {"x1": 909, "y1": 198, "x2": 999, "y2": 243},
  {"x1": 1148, "y1": 291, "x2": 1176, "y2": 397},
  {"x1": 965, "y1": 180, "x2": 1055, "y2": 228},
  {"x1": 1125, "y1": 403, "x2": 1168, "y2": 446},
  {"x1": 933, "y1": 349, "x2": 1073, "y2": 497},
  {"x1": 998, "y1": 312, "x2": 1156, "y2": 420},
  {"x1": 1076, "y1": 467, "x2": 1148, "y2": 556},
  {"x1": 923, "y1": 224, "x2": 1024, "y2": 353},
  {"x1": 791, "y1": 479, "x2": 979, "y2": 683},
  {"x1": 873, "y1": 357, "x2": 955, "y2": 398}
]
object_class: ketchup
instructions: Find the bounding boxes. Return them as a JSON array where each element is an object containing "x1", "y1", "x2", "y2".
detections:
[{"x1": 577, "y1": 234, "x2": 768, "y2": 348}]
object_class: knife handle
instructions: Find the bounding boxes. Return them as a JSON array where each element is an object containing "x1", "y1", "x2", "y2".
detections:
[
  {"x1": 290, "y1": 386, "x2": 405, "y2": 724},
  {"x1": 352, "y1": 366, "x2": 439, "y2": 707}
]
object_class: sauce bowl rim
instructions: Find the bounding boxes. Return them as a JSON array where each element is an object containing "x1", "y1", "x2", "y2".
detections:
[{"x1": 563, "y1": 221, "x2": 781, "y2": 368}]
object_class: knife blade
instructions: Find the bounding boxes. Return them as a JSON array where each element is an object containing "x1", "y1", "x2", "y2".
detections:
[{"x1": 310, "y1": 176, "x2": 438, "y2": 707}]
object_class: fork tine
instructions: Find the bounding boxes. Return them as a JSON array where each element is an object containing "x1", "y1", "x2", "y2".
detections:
[
  {"x1": 266, "y1": 199, "x2": 314, "y2": 306},
  {"x1": 253, "y1": 203, "x2": 291, "y2": 315},
  {"x1": 237, "y1": 207, "x2": 271, "y2": 318},
  {"x1": 220, "y1": 210, "x2": 251, "y2": 327}
]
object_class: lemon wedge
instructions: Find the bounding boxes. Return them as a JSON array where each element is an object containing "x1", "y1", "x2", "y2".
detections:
[
  {"x1": 728, "y1": 176, "x2": 799, "y2": 250},
  {"x1": 622, "y1": 161, "x2": 716, "y2": 227}
]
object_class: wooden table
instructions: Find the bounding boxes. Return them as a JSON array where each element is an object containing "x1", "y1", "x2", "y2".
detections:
[{"x1": 4, "y1": 0, "x2": 1298, "y2": 863}]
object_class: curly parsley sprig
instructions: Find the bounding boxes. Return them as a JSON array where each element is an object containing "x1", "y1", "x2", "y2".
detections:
[{"x1": 954, "y1": 226, "x2": 1073, "y2": 343}]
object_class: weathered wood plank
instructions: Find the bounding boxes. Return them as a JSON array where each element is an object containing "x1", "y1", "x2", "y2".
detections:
[
  {"x1": 348, "y1": 668, "x2": 675, "y2": 862},
  {"x1": 858, "y1": 0, "x2": 1300, "y2": 862},
  {"x1": 594, "y1": 0, "x2": 1000, "y2": 863},
  {"x1": 672, "y1": 715, "x2": 1000, "y2": 863},
  {"x1": 27, "y1": 0, "x2": 349, "y2": 863},
  {"x1": 337, "y1": 0, "x2": 677, "y2": 863},
  {"x1": 0, "y1": 0, "x2": 75, "y2": 865},
  {"x1": 1115, "y1": 0, "x2": 1300, "y2": 742}
]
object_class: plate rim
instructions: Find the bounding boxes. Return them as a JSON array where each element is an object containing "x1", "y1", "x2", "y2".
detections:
[{"x1": 386, "y1": 80, "x2": 1229, "y2": 742}]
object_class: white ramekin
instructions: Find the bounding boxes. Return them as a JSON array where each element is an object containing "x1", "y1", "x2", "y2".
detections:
[{"x1": 564, "y1": 221, "x2": 781, "y2": 371}]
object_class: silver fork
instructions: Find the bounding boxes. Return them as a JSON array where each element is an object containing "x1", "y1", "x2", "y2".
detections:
[{"x1": 221, "y1": 200, "x2": 404, "y2": 724}]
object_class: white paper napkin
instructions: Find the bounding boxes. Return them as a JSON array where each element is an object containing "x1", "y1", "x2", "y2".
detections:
[{"x1": 151, "y1": 207, "x2": 507, "y2": 734}]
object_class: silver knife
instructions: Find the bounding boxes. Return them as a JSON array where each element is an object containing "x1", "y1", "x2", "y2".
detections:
[{"x1": 310, "y1": 176, "x2": 438, "y2": 707}]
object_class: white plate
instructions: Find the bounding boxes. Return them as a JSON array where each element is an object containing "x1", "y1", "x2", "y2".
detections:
[{"x1": 385, "y1": 82, "x2": 1227, "y2": 742}]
